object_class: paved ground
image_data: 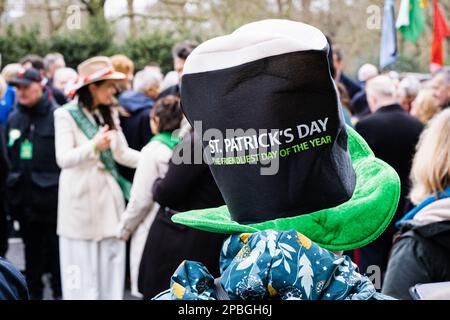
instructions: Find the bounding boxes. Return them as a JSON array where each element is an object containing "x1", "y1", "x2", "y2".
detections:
[{"x1": 5, "y1": 238, "x2": 138, "y2": 300}]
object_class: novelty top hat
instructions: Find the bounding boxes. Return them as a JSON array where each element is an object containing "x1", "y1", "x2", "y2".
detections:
[
  {"x1": 173, "y1": 20, "x2": 400, "y2": 251},
  {"x1": 66, "y1": 56, "x2": 126, "y2": 97}
]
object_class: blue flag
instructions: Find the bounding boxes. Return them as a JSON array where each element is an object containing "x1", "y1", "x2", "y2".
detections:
[{"x1": 380, "y1": 0, "x2": 398, "y2": 69}]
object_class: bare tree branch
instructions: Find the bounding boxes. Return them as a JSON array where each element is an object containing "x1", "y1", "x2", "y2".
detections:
[{"x1": 110, "y1": 12, "x2": 208, "y2": 23}]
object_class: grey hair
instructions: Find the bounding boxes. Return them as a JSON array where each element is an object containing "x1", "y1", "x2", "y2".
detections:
[
  {"x1": 398, "y1": 76, "x2": 421, "y2": 98},
  {"x1": 44, "y1": 53, "x2": 65, "y2": 70},
  {"x1": 53, "y1": 67, "x2": 78, "y2": 84},
  {"x1": 434, "y1": 69, "x2": 450, "y2": 85},
  {"x1": 133, "y1": 69, "x2": 161, "y2": 93},
  {"x1": 366, "y1": 75, "x2": 396, "y2": 99}
]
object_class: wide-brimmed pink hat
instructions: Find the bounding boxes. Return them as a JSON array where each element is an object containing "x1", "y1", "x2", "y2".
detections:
[{"x1": 66, "y1": 56, "x2": 126, "y2": 97}]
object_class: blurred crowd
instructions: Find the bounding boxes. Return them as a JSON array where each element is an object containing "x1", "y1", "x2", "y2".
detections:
[{"x1": 0, "y1": 38, "x2": 449, "y2": 300}]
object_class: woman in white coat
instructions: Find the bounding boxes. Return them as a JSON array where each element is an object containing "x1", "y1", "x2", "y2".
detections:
[
  {"x1": 54, "y1": 56, "x2": 140, "y2": 300},
  {"x1": 117, "y1": 95, "x2": 183, "y2": 298}
]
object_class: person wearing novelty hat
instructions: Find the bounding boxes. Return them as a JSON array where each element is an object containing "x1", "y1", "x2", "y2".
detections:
[
  {"x1": 154, "y1": 20, "x2": 400, "y2": 300},
  {"x1": 54, "y1": 56, "x2": 140, "y2": 299}
]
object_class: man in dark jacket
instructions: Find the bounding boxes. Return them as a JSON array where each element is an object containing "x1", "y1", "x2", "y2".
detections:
[
  {"x1": 159, "y1": 42, "x2": 197, "y2": 99},
  {"x1": 6, "y1": 68, "x2": 61, "y2": 300},
  {"x1": 333, "y1": 47, "x2": 362, "y2": 99},
  {"x1": 43, "y1": 53, "x2": 66, "y2": 86},
  {"x1": 351, "y1": 64, "x2": 379, "y2": 119},
  {"x1": 20, "y1": 54, "x2": 68, "y2": 106},
  {"x1": 0, "y1": 128, "x2": 9, "y2": 256},
  {"x1": 118, "y1": 69, "x2": 161, "y2": 181},
  {"x1": 355, "y1": 75, "x2": 423, "y2": 278}
]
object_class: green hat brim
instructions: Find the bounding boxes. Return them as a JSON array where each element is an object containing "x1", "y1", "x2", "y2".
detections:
[{"x1": 171, "y1": 126, "x2": 400, "y2": 251}]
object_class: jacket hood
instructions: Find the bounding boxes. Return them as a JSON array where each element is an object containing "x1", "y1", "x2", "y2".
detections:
[
  {"x1": 401, "y1": 197, "x2": 450, "y2": 250},
  {"x1": 402, "y1": 220, "x2": 450, "y2": 251},
  {"x1": 118, "y1": 91, "x2": 154, "y2": 113},
  {"x1": 162, "y1": 230, "x2": 391, "y2": 300},
  {"x1": 414, "y1": 197, "x2": 450, "y2": 225},
  {"x1": 396, "y1": 186, "x2": 450, "y2": 228}
]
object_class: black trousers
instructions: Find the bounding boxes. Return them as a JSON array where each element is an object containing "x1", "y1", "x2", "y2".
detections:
[
  {"x1": 358, "y1": 230, "x2": 395, "y2": 284},
  {"x1": 20, "y1": 219, "x2": 61, "y2": 299},
  {"x1": 0, "y1": 190, "x2": 7, "y2": 257},
  {"x1": 138, "y1": 210, "x2": 227, "y2": 299}
]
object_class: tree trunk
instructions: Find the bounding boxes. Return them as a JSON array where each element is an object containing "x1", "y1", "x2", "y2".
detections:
[
  {"x1": 0, "y1": 0, "x2": 5, "y2": 30},
  {"x1": 81, "y1": 0, "x2": 106, "y2": 19},
  {"x1": 45, "y1": 0, "x2": 56, "y2": 34},
  {"x1": 127, "y1": 0, "x2": 136, "y2": 37}
]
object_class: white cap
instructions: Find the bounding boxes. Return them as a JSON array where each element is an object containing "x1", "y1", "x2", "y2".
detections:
[
  {"x1": 358, "y1": 64, "x2": 379, "y2": 82},
  {"x1": 183, "y1": 19, "x2": 328, "y2": 75}
]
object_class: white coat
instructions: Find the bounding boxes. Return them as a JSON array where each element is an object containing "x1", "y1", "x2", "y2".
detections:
[
  {"x1": 54, "y1": 106, "x2": 140, "y2": 241},
  {"x1": 116, "y1": 139, "x2": 173, "y2": 297}
]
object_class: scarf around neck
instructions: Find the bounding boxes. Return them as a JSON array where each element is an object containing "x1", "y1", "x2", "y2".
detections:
[
  {"x1": 150, "y1": 131, "x2": 180, "y2": 150},
  {"x1": 396, "y1": 186, "x2": 450, "y2": 228}
]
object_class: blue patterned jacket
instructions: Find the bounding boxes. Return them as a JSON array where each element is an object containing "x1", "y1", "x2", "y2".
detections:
[{"x1": 154, "y1": 230, "x2": 393, "y2": 300}]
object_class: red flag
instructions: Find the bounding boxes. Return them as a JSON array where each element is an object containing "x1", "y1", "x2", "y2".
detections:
[{"x1": 431, "y1": 0, "x2": 450, "y2": 66}]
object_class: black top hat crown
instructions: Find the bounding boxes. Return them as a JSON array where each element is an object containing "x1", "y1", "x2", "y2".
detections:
[{"x1": 181, "y1": 20, "x2": 356, "y2": 225}]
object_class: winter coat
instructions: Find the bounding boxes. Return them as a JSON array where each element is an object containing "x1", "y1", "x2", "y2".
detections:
[
  {"x1": 382, "y1": 197, "x2": 450, "y2": 300},
  {"x1": 54, "y1": 104, "x2": 140, "y2": 241},
  {"x1": 350, "y1": 90, "x2": 370, "y2": 119},
  {"x1": 138, "y1": 131, "x2": 227, "y2": 299},
  {"x1": 117, "y1": 91, "x2": 154, "y2": 182},
  {"x1": 355, "y1": 104, "x2": 423, "y2": 274},
  {"x1": 159, "y1": 84, "x2": 180, "y2": 99},
  {"x1": 0, "y1": 128, "x2": 8, "y2": 256},
  {"x1": 339, "y1": 73, "x2": 362, "y2": 100},
  {"x1": 5, "y1": 89, "x2": 60, "y2": 223},
  {"x1": 154, "y1": 230, "x2": 393, "y2": 300},
  {"x1": 0, "y1": 85, "x2": 16, "y2": 126},
  {"x1": 116, "y1": 137, "x2": 174, "y2": 297},
  {"x1": 0, "y1": 257, "x2": 28, "y2": 300},
  {"x1": 45, "y1": 79, "x2": 68, "y2": 107}
]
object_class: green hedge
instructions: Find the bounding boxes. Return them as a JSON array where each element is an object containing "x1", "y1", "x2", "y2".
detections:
[
  {"x1": 0, "y1": 27, "x2": 50, "y2": 67},
  {"x1": 0, "y1": 18, "x2": 181, "y2": 74}
]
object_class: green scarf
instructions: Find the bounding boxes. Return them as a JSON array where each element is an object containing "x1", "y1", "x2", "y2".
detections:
[
  {"x1": 150, "y1": 131, "x2": 180, "y2": 150},
  {"x1": 64, "y1": 103, "x2": 132, "y2": 200}
]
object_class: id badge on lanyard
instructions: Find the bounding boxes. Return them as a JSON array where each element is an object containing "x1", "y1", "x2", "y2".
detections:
[{"x1": 20, "y1": 124, "x2": 34, "y2": 160}]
